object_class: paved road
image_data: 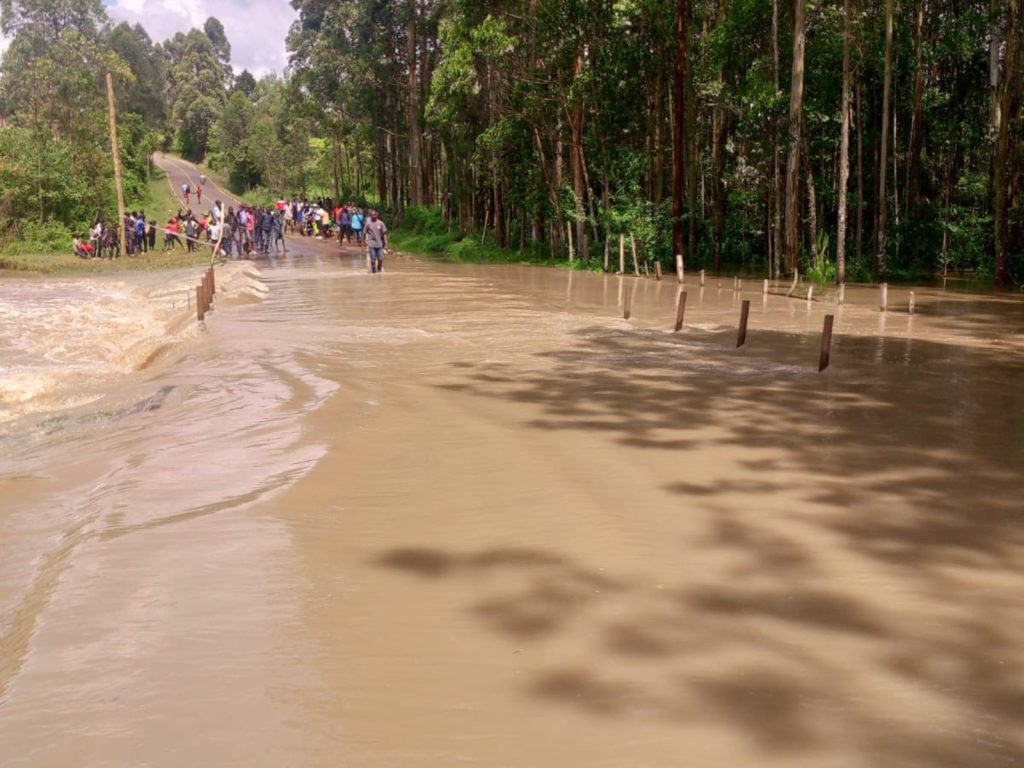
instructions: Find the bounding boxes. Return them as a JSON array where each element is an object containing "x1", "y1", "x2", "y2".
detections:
[
  {"x1": 153, "y1": 154, "x2": 360, "y2": 262},
  {"x1": 154, "y1": 154, "x2": 244, "y2": 212}
]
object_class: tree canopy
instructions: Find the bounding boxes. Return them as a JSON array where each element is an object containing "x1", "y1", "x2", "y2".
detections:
[{"x1": 1, "y1": 0, "x2": 1021, "y2": 284}]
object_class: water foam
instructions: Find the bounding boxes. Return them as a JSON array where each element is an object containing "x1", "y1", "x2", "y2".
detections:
[{"x1": 0, "y1": 265, "x2": 264, "y2": 426}]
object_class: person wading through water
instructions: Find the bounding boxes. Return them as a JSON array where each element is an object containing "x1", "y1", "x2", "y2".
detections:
[{"x1": 363, "y1": 209, "x2": 388, "y2": 274}]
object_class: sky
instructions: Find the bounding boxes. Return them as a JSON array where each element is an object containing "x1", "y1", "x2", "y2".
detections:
[
  {"x1": 0, "y1": 1, "x2": 298, "y2": 77},
  {"x1": 105, "y1": 0, "x2": 297, "y2": 76}
]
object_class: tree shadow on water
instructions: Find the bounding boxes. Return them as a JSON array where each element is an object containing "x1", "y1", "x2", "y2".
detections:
[{"x1": 378, "y1": 323, "x2": 1024, "y2": 764}]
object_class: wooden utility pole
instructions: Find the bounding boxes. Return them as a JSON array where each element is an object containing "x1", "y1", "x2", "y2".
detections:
[{"x1": 106, "y1": 72, "x2": 127, "y2": 259}]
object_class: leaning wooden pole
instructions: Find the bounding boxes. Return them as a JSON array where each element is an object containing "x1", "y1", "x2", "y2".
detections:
[{"x1": 106, "y1": 73, "x2": 127, "y2": 259}]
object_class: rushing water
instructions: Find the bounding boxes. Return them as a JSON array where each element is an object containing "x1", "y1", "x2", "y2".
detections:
[{"x1": 1, "y1": 248, "x2": 1023, "y2": 767}]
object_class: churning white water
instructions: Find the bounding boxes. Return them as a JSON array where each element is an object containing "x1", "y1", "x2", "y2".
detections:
[{"x1": 0, "y1": 265, "x2": 265, "y2": 427}]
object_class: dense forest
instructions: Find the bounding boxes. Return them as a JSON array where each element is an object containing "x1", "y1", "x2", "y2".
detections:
[{"x1": 1, "y1": 0, "x2": 1022, "y2": 284}]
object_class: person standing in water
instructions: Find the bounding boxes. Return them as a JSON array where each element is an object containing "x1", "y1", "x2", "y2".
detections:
[{"x1": 363, "y1": 209, "x2": 388, "y2": 274}]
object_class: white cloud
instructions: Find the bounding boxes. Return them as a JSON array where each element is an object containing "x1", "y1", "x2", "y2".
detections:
[{"x1": 105, "y1": 0, "x2": 297, "y2": 78}]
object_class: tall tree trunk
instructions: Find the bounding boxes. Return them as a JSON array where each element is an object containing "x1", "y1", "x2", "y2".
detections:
[
  {"x1": 672, "y1": 0, "x2": 690, "y2": 262},
  {"x1": 994, "y1": 0, "x2": 1021, "y2": 286},
  {"x1": 712, "y1": 107, "x2": 727, "y2": 274},
  {"x1": 493, "y1": 179, "x2": 505, "y2": 247},
  {"x1": 805, "y1": 156, "x2": 818, "y2": 255},
  {"x1": 908, "y1": 0, "x2": 925, "y2": 216},
  {"x1": 770, "y1": 0, "x2": 782, "y2": 278},
  {"x1": 836, "y1": 0, "x2": 852, "y2": 284},
  {"x1": 686, "y1": 34, "x2": 698, "y2": 267},
  {"x1": 375, "y1": 129, "x2": 387, "y2": 204},
  {"x1": 487, "y1": 62, "x2": 506, "y2": 247},
  {"x1": 332, "y1": 141, "x2": 341, "y2": 201},
  {"x1": 856, "y1": 81, "x2": 864, "y2": 264},
  {"x1": 990, "y1": 0, "x2": 1003, "y2": 137},
  {"x1": 877, "y1": 0, "x2": 894, "y2": 277},
  {"x1": 570, "y1": 51, "x2": 588, "y2": 263},
  {"x1": 784, "y1": 0, "x2": 807, "y2": 273},
  {"x1": 554, "y1": 119, "x2": 565, "y2": 255},
  {"x1": 652, "y1": 68, "x2": 664, "y2": 206},
  {"x1": 407, "y1": 1, "x2": 423, "y2": 207},
  {"x1": 711, "y1": 0, "x2": 729, "y2": 274}
]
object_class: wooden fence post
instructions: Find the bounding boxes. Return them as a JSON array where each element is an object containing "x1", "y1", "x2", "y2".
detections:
[
  {"x1": 737, "y1": 300, "x2": 750, "y2": 347},
  {"x1": 838, "y1": 283, "x2": 845, "y2": 305},
  {"x1": 908, "y1": 291, "x2": 916, "y2": 315},
  {"x1": 787, "y1": 269, "x2": 799, "y2": 297},
  {"x1": 819, "y1": 314, "x2": 835, "y2": 371},
  {"x1": 629, "y1": 233, "x2": 640, "y2": 275},
  {"x1": 619, "y1": 234, "x2": 625, "y2": 274},
  {"x1": 700, "y1": 269, "x2": 706, "y2": 287},
  {"x1": 879, "y1": 283, "x2": 889, "y2": 312},
  {"x1": 763, "y1": 279, "x2": 769, "y2": 294},
  {"x1": 674, "y1": 290, "x2": 687, "y2": 332},
  {"x1": 655, "y1": 261, "x2": 663, "y2": 281},
  {"x1": 676, "y1": 253, "x2": 684, "y2": 283},
  {"x1": 196, "y1": 285, "x2": 205, "y2": 322},
  {"x1": 624, "y1": 282, "x2": 635, "y2": 320}
]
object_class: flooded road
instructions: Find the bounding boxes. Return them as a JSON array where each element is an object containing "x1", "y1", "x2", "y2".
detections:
[{"x1": 2, "y1": 245, "x2": 1023, "y2": 767}]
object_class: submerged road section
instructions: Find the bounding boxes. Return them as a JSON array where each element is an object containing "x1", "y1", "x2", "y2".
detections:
[{"x1": 1, "y1": 246, "x2": 1023, "y2": 767}]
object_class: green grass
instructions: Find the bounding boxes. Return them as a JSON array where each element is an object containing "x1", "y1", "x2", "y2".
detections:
[
  {"x1": 390, "y1": 206, "x2": 571, "y2": 267},
  {"x1": 390, "y1": 206, "x2": 603, "y2": 270},
  {"x1": 389, "y1": 227, "x2": 592, "y2": 269},
  {"x1": 136, "y1": 165, "x2": 184, "y2": 221},
  {"x1": 0, "y1": 167, "x2": 213, "y2": 275},
  {"x1": 0, "y1": 248, "x2": 212, "y2": 275},
  {"x1": 196, "y1": 160, "x2": 277, "y2": 207}
]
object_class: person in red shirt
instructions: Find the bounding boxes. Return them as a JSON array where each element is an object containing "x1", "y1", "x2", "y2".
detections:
[{"x1": 165, "y1": 217, "x2": 182, "y2": 250}]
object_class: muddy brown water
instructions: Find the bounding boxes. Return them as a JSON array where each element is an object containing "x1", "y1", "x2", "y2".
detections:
[{"x1": 1, "y1": 244, "x2": 1023, "y2": 767}]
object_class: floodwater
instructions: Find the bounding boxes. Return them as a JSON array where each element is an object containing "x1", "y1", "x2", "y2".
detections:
[{"x1": 1, "y1": 245, "x2": 1023, "y2": 767}]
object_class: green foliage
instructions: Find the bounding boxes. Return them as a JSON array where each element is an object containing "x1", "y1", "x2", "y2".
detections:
[
  {"x1": 109, "y1": 23, "x2": 167, "y2": 126},
  {"x1": 807, "y1": 231, "x2": 837, "y2": 287},
  {"x1": 164, "y1": 29, "x2": 226, "y2": 160},
  {"x1": 0, "y1": 220, "x2": 74, "y2": 255},
  {"x1": 391, "y1": 207, "x2": 555, "y2": 266},
  {"x1": 403, "y1": 206, "x2": 451, "y2": 237}
]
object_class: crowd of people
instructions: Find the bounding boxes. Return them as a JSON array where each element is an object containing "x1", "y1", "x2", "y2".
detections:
[
  {"x1": 75, "y1": 212, "x2": 157, "y2": 259},
  {"x1": 286, "y1": 199, "x2": 387, "y2": 272},
  {"x1": 284, "y1": 199, "x2": 367, "y2": 244},
  {"x1": 72, "y1": 187, "x2": 387, "y2": 273}
]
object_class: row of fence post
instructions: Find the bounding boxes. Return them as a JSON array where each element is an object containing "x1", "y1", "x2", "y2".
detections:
[
  {"x1": 622, "y1": 253, "x2": 917, "y2": 316},
  {"x1": 196, "y1": 266, "x2": 215, "y2": 322},
  {"x1": 622, "y1": 283, "x2": 836, "y2": 372}
]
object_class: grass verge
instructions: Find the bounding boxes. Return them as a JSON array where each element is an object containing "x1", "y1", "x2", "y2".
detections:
[
  {"x1": 0, "y1": 249, "x2": 212, "y2": 275},
  {"x1": 197, "y1": 160, "x2": 277, "y2": 207},
  {"x1": 0, "y1": 168, "x2": 211, "y2": 275},
  {"x1": 389, "y1": 206, "x2": 598, "y2": 269}
]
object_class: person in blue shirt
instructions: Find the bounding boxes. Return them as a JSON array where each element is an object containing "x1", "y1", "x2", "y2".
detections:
[
  {"x1": 135, "y1": 212, "x2": 147, "y2": 254},
  {"x1": 351, "y1": 208, "x2": 364, "y2": 243}
]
